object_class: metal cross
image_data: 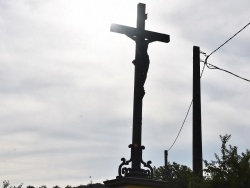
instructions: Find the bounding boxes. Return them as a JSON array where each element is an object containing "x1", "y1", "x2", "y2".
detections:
[{"x1": 111, "y1": 3, "x2": 170, "y2": 179}]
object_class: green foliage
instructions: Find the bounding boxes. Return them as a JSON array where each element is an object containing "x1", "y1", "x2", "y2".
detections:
[
  {"x1": 204, "y1": 134, "x2": 250, "y2": 188},
  {"x1": 26, "y1": 186, "x2": 35, "y2": 188},
  {"x1": 154, "y1": 162, "x2": 199, "y2": 188},
  {"x1": 52, "y1": 186, "x2": 60, "y2": 188},
  {"x1": 2, "y1": 181, "x2": 23, "y2": 188},
  {"x1": 3, "y1": 180, "x2": 10, "y2": 188},
  {"x1": 154, "y1": 134, "x2": 250, "y2": 188},
  {"x1": 38, "y1": 186, "x2": 46, "y2": 188},
  {"x1": 154, "y1": 162, "x2": 206, "y2": 188},
  {"x1": 2, "y1": 182, "x2": 108, "y2": 188}
]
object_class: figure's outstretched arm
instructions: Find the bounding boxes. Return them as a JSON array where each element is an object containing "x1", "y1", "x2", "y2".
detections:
[{"x1": 146, "y1": 38, "x2": 156, "y2": 43}]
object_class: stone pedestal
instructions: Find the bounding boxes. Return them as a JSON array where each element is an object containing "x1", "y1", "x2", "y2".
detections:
[{"x1": 104, "y1": 177, "x2": 168, "y2": 188}]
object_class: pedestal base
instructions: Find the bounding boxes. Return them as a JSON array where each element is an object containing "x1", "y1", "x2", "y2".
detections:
[{"x1": 104, "y1": 177, "x2": 168, "y2": 188}]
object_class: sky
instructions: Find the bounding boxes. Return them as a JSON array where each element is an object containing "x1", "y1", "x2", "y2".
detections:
[{"x1": 0, "y1": 0, "x2": 250, "y2": 187}]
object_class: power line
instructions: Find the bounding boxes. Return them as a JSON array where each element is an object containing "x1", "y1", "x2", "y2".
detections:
[
  {"x1": 200, "y1": 59, "x2": 206, "y2": 78},
  {"x1": 204, "y1": 62, "x2": 250, "y2": 83},
  {"x1": 168, "y1": 100, "x2": 193, "y2": 151},
  {"x1": 167, "y1": 22, "x2": 250, "y2": 152},
  {"x1": 207, "y1": 22, "x2": 250, "y2": 58},
  {"x1": 202, "y1": 22, "x2": 250, "y2": 83},
  {"x1": 168, "y1": 62, "x2": 206, "y2": 152}
]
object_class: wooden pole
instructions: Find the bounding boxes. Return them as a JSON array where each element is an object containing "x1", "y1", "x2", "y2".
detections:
[
  {"x1": 164, "y1": 150, "x2": 168, "y2": 168},
  {"x1": 193, "y1": 46, "x2": 203, "y2": 178}
]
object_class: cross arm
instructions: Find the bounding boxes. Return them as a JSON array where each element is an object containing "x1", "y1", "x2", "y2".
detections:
[{"x1": 111, "y1": 24, "x2": 170, "y2": 43}]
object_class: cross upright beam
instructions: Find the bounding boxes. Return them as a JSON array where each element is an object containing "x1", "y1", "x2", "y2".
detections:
[{"x1": 111, "y1": 3, "x2": 170, "y2": 179}]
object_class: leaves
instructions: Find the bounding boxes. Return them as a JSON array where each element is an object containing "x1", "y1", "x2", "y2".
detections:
[
  {"x1": 154, "y1": 134, "x2": 250, "y2": 188},
  {"x1": 154, "y1": 162, "x2": 194, "y2": 188},
  {"x1": 3, "y1": 181, "x2": 10, "y2": 188},
  {"x1": 2, "y1": 181, "x2": 23, "y2": 188},
  {"x1": 204, "y1": 134, "x2": 250, "y2": 188}
]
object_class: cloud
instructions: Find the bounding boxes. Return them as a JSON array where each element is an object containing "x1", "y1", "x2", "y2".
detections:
[{"x1": 0, "y1": 0, "x2": 249, "y2": 187}]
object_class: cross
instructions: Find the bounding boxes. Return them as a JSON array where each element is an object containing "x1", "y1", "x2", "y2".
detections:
[{"x1": 111, "y1": 3, "x2": 170, "y2": 179}]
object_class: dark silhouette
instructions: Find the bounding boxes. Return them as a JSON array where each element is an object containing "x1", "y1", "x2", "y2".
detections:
[
  {"x1": 109, "y1": 3, "x2": 170, "y2": 179},
  {"x1": 52, "y1": 186, "x2": 61, "y2": 188},
  {"x1": 193, "y1": 46, "x2": 203, "y2": 178}
]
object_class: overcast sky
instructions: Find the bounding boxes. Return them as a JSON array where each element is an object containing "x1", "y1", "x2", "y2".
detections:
[{"x1": 0, "y1": 0, "x2": 250, "y2": 187}]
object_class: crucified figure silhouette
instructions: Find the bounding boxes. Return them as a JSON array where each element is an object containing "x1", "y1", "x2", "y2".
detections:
[
  {"x1": 109, "y1": 3, "x2": 170, "y2": 179},
  {"x1": 128, "y1": 35, "x2": 155, "y2": 98}
]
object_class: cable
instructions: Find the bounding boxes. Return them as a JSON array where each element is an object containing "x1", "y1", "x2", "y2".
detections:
[
  {"x1": 167, "y1": 22, "x2": 250, "y2": 152},
  {"x1": 203, "y1": 22, "x2": 250, "y2": 83},
  {"x1": 168, "y1": 100, "x2": 193, "y2": 151},
  {"x1": 205, "y1": 62, "x2": 250, "y2": 83},
  {"x1": 200, "y1": 60, "x2": 206, "y2": 78},
  {"x1": 207, "y1": 22, "x2": 250, "y2": 58},
  {"x1": 168, "y1": 53, "x2": 206, "y2": 152},
  {"x1": 168, "y1": 51, "x2": 207, "y2": 152}
]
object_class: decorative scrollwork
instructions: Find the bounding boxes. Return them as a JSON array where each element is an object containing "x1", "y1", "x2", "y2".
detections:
[
  {"x1": 117, "y1": 145, "x2": 153, "y2": 179},
  {"x1": 141, "y1": 159, "x2": 153, "y2": 179},
  {"x1": 117, "y1": 157, "x2": 132, "y2": 178}
]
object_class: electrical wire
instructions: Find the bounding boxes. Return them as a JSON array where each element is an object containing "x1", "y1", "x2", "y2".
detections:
[
  {"x1": 167, "y1": 22, "x2": 250, "y2": 152},
  {"x1": 207, "y1": 22, "x2": 250, "y2": 58},
  {"x1": 203, "y1": 22, "x2": 250, "y2": 83},
  {"x1": 168, "y1": 63, "x2": 206, "y2": 152},
  {"x1": 168, "y1": 100, "x2": 193, "y2": 151},
  {"x1": 204, "y1": 62, "x2": 250, "y2": 83}
]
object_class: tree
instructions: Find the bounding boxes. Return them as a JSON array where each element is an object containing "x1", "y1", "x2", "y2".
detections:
[
  {"x1": 204, "y1": 134, "x2": 250, "y2": 188},
  {"x1": 52, "y1": 186, "x2": 61, "y2": 188},
  {"x1": 38, "y1": 186, "x2": 47, "y2": 188},
  {"x1": 154, "y1": 134, "x2": 250, "y2": 188},
  {"x1": 26, "y1": 186, "x2": 35, "y2": 188},
  {"x1": 154, "y1": 162, "x2": 197, "y2": 188},
  {"x1": 3, "y1": 180, "x2": 10, "y2": 188},
  {"x1": 2, "y1": 181, "x2": 23, "y2": 188}
]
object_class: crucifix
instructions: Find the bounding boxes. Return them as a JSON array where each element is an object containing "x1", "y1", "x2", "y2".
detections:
[{"x1": 111, "y1": 3, "x2": 170, "y2": 179}]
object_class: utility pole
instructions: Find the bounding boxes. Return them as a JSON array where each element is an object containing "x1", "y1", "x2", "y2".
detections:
[
  {"x1": 193, "y1": 46, "x2": 203, "y2": 178},
  {"x1": 164, "y1": 150, "x2": 168, "y2": 168}
]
